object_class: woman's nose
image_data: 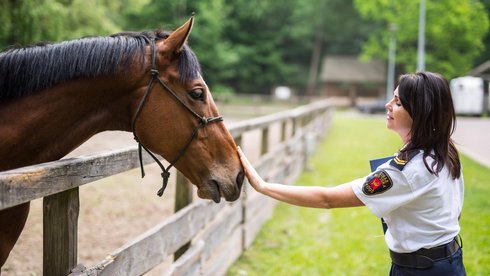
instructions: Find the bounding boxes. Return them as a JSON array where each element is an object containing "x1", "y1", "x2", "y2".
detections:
[{"x1": 385, "y1": 102, "x2": 391, "y2": 110}]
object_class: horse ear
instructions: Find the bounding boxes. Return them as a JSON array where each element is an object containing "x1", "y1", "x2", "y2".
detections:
[{"x1": 164, "y1": 16, "x2": 194, "y2": 54}]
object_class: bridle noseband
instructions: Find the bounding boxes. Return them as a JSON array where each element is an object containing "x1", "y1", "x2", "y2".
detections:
[{"x1": 131, "y1": 36, "x2": 223, "y2": 197}]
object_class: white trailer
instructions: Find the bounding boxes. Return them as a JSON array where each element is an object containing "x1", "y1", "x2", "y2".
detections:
[{"x1": 450, "y1": 76, "x2": 484, "y2": 115}]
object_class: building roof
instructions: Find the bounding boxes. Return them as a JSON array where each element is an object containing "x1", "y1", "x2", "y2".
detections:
[
  {"x1": 320, "y1": 56, "x2": 386, "y2": 83},
  {"x1": 469, "y1": 60, "x2": 490, "y2": 81}
]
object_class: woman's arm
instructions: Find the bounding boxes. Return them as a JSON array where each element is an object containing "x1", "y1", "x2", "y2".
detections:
[{"x1": 237, "y1": 147, "x2": 364, "y2": 209}]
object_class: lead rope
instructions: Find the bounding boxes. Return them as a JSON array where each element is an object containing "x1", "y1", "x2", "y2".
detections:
[{"x1": 131, "y1": 35, "x2": 223, "y2": 197}]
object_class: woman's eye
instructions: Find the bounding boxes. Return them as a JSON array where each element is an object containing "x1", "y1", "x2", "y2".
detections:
[{"x1": 189, "y1": 89, "x2": 204, "y2": 101}]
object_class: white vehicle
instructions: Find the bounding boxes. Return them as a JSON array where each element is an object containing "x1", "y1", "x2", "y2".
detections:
[
  {"x1": 274, "y1": 86, "x2": 292, "y2": 100},
  {"x1": 450, "y1": 76, "x2": 484, "y2": 115}
]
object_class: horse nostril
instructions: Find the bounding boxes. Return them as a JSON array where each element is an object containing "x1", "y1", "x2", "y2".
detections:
[{"x1": 236, "y1": 171, "x2": 244, "y2": 191}]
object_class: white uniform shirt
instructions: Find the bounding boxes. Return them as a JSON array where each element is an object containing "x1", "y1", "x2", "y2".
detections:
[{"x1": 351, "y1": 151, "x2": 464, "y2": 253}]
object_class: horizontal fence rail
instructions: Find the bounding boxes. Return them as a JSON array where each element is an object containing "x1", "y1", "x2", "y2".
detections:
[{"x1": 0, "y1": 99, "x2": 333, "y2": 275}]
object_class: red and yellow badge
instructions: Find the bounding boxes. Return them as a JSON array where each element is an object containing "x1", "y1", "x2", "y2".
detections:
[{"x1": 362, "y1": 170, "x2": 393, "y2": 195}]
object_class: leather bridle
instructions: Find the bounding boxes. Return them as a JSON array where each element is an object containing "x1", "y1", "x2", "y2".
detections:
[{"x1": 131, "y1": 36, "x2": 223, "y2": 197}]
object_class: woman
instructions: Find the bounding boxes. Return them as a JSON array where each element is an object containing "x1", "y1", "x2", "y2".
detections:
[{"x1": 237, "y1": 72, "x2": 465, "y2": 275}]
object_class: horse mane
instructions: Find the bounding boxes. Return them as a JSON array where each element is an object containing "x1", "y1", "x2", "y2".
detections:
[{"x1": 0, "y1": 30, "x2": 201, "y2": 103}]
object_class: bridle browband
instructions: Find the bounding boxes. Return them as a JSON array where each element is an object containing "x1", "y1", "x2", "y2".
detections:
[{"x1": 131, "y1": 36, "x2": 223, "y2": 197}]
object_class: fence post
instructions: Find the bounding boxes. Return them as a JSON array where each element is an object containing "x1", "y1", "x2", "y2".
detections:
[
  {"x1": 261, "y1": 127, "x2": 269, "y2": 155},
  {"x1": 174, "y1": 171, "x2": 193, "y2": 259},
  {"x1": 43, "y1": 187, "x2": 79, "y2": 275},
  {"x1": 292, "y1": 118, "x2": 297, "y2": 137},
  {"x1": 281, "y1": 120, "x2": 287, "y2": 142}
]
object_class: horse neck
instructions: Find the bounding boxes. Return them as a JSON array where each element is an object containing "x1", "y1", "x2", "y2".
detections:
[{"x1": 0, "y1": 73, "x2": 144, "y2": 171}]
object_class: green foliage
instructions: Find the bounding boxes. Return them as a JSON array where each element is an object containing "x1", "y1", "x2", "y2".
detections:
[
  {"x1": 228, "y1": 112, "x2": 490, "y2": 275},
  {"x1": 223, "y1": 0, "x2": 310, "y2": 93},
  {"x1": 474, "y1": 0, "x2": 490, "y2": 65},
  {"x1": 0, "y1": 0, "x2": 121, "y2": 49},
  {"x1": 0, "y1": 0, "x2": 374, "y2": 94},
  {"x1": 354, "y1": 0, "x2": 489, "y2": 78},
  {"x1": 2, "y1": 0, "x2": 489, "y2": 93},
  {"x1": 458, "y1": 155, "x2": 490, "y2": 275},
  {"x1": 125, "y1": 0, "x2": 327, "y2": 94},
  {"x1": 190, "y1": 0, "x2": 238, "y2": 92},
  {"x1": 0, "y1": 2, "x2": 13, "y2": 44}
]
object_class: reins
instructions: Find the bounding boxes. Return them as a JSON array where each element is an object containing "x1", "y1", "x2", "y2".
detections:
[{"x1": 131, "y1": 36, "x2": 223, "y2": 196}]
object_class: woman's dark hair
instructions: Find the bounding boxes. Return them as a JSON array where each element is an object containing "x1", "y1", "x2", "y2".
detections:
[{"x1": 397, "y1": 71, "x2": 461, "y2": 179}]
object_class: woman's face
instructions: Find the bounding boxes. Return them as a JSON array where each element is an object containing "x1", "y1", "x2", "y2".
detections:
[{"x1": 385, "y1": 87, "x2": 413, "y2": 143}]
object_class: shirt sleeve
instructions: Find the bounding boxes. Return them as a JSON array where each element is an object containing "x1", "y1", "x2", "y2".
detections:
[{"x1": 351, "y1": 164, "x2": 414, "y2": 218}]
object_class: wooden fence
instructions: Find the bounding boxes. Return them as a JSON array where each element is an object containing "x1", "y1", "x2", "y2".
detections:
[{"x1": 0, "y1": 99, "x2": 332, "y2": 275}]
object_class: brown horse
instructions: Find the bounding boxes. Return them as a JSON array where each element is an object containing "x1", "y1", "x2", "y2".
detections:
[{"x1": 0, "y1": 17, "x2": 244, "y2": 269}]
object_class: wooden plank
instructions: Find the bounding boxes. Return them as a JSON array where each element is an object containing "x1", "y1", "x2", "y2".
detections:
[
  {"x1": 195, "y1": 202, "x2": 243, "y2": 259},
  {"x1": 202, "y1": 225, "x2": 243, "y2": 276},
  {"x1": 162, "y1": 202, "x2": 243, "y2": 276},
  {"x1": 228, "y1": 99, "x2": 331, "y2": 138},
  {"x1": 243, "y1": 197, "x2": 276, "y2": 248},
  {"x1": 244, "y1": 193, "x2": 274, "y2": 223},
  {"x1": 90, "y1": 200, "x2": 224, "y2": 276},
  {"x1": 163, "y1": 240, "x2": 204, "y2": 276},
  {"x1": 43, "y1": 188, "x2": 79, "y2": 276},
  {"x1": 161, "y1": 227, "x2": 245, "y2": 276},
  {"x1": 0, "y1": 146, "x2": 157, "y2": 210},
  {"x1": 241, "y1": 135, "x2": 302, "y2": 196}
]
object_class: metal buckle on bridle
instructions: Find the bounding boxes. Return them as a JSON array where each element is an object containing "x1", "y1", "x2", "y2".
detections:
[
  {"x1": 150, "y1": 69, "x2": 159, "y2": 76},
  {"x1": 201, "y1": 116, "x2": 223, "y2": 125},
  {"x1": 131, "y1": 35, "x2": 224, "y2": 197}
]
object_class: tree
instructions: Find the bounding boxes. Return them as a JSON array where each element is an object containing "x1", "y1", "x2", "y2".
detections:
[
  {"x1": 223, "y1": 0, "x2": 322, "y2": 94},
  {"x1": 0, "y1": 0, "x2": 377, "y2": 95},
  {"x1": 354, "y1": 0, "x2": 489, "y2": 78},
  {"x1": 473, "y1": 0, "x2": 490, "y2": 66},
  {"x1": 190, "y1": 0, "x2": 238, "y2": 93},
  {"x1": 0, "y1": 0, "x2": 121, "y2": 50},
  {"x1": 301, "y1": 0, "x2": 376, "y2": 94},
  {"x1": 222, "y1": 0, "x2": 374, "y2": 94}
]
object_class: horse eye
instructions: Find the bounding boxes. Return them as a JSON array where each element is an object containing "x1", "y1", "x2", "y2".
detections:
[{"x1": 189, "y1": 89, "x2": 204, "y2": 101}]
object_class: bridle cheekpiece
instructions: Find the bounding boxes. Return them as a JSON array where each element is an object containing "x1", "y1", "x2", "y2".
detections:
[{"x1": 131, "y1": 36, "x2": 223, "y2": 196}]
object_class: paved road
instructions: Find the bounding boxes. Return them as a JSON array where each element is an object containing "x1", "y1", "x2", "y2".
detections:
[{"x1": 453, "y1": 117, "x2": 490, "y2": 169}]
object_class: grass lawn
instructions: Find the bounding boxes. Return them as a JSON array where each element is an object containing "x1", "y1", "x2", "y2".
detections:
[{"x1": 228, "y1": 111, "x2": 490, "y2": 275}]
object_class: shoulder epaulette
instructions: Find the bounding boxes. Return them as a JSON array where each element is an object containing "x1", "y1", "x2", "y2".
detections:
[{"x1": 389, "y1": 150, "x2": 419, "y2": 171}]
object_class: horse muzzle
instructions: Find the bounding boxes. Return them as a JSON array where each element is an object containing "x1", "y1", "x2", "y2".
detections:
[{"x1": 198, "y1": 171, "x2": 244, "y2": 203}]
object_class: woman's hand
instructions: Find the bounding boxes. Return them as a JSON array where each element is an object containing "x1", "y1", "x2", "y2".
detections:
[{"x1": 237, "y1": 146, "x2": 265, "y2": 192}]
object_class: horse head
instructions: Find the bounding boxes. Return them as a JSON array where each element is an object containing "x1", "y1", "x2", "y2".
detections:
[{"x1": 131, "y1": 17, "x2": 244, "y2": 203}]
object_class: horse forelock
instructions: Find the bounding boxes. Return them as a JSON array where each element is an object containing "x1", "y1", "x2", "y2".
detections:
[{"x1": 178, "y1": 44, "x2": 201, "y2": 82}]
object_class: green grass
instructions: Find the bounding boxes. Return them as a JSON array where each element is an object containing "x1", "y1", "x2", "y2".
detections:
[
  {"x1": 228, "y1": 112, "x2": 490, "y2": 275},
  {"x1": 459, "y1": 155, "x2": 490, "y2": 275}
]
